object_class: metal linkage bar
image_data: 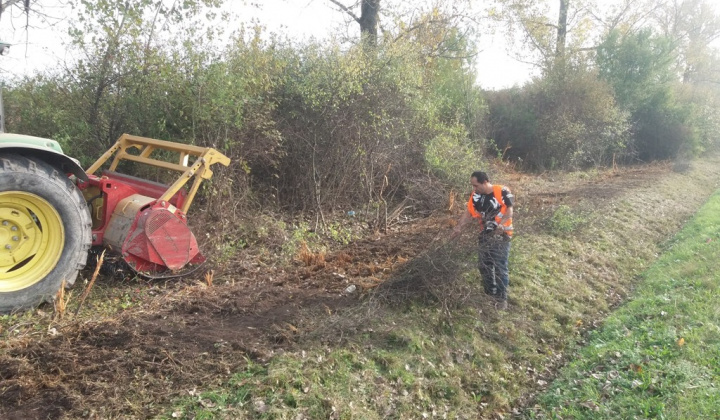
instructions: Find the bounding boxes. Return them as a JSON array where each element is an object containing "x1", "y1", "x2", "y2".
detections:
[{"x1": 86, "y1": 133, "x2": 230, "y2": 213}]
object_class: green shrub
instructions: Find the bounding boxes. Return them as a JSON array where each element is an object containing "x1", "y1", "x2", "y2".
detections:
[
  {"x1": 485, "y1": 69, "x2": 630, "y2": 170},
  {"x1": 548, "y1": 205, "x2": 586, "y2": 235},
  {"x1": 5, "y1": 5, "x2": 486, "y2": 217},
  {"x1": 424, "y1": 125, "x2": 485, "y2": 191}
]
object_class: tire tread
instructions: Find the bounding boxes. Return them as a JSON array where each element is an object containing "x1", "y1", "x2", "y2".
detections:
[{"x1": 0, "y1": 153, "x2": 92, "y2": 312}]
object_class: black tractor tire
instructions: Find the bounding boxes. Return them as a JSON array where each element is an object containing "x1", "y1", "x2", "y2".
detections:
[{"x1": 0, "y1": 154, "x2": 92, "y2": 313}]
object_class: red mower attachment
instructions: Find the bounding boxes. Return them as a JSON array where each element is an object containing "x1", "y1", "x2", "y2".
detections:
[{"x1": 78, "y1": 134, "x2": 230, "y2": 276}]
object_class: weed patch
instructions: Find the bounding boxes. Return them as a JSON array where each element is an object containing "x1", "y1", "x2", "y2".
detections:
[{"x1": 548, "y1": 204, "x2": 588, "y2": 235}]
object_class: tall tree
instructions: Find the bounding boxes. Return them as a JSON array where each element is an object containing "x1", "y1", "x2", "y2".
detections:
[
  {"x1": 497, "y1": 0, "x2": 594, "y2": 75},
  {"x1": 650, "y1": 0, "x2": 720, "y2": 83},
  {"x1": 556, "y1": 0, "x2": 569, "y2": 59},
  {"x1": 328, "y1": 0, "x2": 380, "y2": 45},
  {"x1": 584, "y1": 0, "x2": 720, "y2": 84},
  {"x1": 0, "y1": 0, "x2": 29, "y2": 23},
  {"x1": 595, "y1": 28, "x2": 687, "y2": 160},
  {"x1": 596, "y1": 29, "x2": 676, "y2": 111}
]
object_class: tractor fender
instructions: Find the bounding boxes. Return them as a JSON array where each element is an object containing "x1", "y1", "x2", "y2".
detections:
[{"x1": 0, "y1": 136, "x2": 87, "y2": 181}]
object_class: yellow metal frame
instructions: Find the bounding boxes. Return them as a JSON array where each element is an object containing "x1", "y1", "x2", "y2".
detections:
[{"x1": 86, "y1": 134, "x2": 231, "y2": 214}]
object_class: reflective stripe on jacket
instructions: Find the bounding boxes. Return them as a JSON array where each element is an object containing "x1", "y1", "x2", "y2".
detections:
[{"x1": 466, "y1": 185, "x2": 513, "y2": 236}]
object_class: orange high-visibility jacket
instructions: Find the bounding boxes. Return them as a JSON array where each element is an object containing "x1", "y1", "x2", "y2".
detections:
[{"x1": 467, "y1": 185, "x2": 513, "y2": 236}]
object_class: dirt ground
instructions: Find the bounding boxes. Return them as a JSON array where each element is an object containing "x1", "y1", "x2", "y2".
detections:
[{"x1": 0, "y1": 162, "x2": 680, "y2": 419}]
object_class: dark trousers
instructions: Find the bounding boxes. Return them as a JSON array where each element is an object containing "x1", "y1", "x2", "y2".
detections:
[{"x1": 478, "y1": 234, "x2": 511, "y2": 300}]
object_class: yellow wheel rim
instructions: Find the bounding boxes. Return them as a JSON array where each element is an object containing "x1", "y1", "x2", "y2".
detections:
[{"x1": 0, "y1": 191, "x2": 65, "y2": 292}]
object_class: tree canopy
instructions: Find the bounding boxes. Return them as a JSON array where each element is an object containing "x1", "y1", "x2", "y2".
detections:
[{"x1": 3, "y1": 0, "x2": 720, "y2": 188}]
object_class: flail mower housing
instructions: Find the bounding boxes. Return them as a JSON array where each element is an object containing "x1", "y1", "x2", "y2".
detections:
[
  {"x1": 80, "y1": 134, "x2": 230, "y2": 275},
  {"x1": 1, "y1": 132, "x2": 230, "y2": 312}
]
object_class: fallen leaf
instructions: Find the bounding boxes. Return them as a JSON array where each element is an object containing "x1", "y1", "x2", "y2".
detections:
[
  {"x1": 580, "y1": 401, "x2": 599, "y2": 411},
  {"x1": 199, "y1": 399, "x2": 215, "y2": 408},
  {"x1": 254, "y1": 399, "x2": 268, "y2": 413},
  {"x1": 677, "y1": 337, "x2": 685, "y2": 347},
  {"x1": 629, "y1": 363, "x2": 643, "y2": 373}
]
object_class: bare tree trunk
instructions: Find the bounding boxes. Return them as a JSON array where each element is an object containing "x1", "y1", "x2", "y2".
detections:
[
  {"x1": 328, "y1": 0, "x2": 380, "y2": 45},
  {"x1": 556, "y1": 0, "x2": 569, "y2": 59},
  {"x1": 359, "y1": 0, "x2": 379, "y2": 45}
]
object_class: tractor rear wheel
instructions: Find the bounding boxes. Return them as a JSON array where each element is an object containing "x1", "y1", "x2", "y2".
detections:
[{"x1": 0, "y1": 154, "x2": 91, "y2": 313}]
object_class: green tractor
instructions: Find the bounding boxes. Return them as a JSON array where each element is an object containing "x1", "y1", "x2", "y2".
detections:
[
  {"x1": 0, "y1": 132, "x2": 92, "y2": 313},
  {"x1": 0, "y1": 42, "x2": 230, "y2": 313}
]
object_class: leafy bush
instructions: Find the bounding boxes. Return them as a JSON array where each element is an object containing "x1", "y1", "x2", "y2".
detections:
[
  {"x1": 595, "y1": 29, "x2": 707, "y2": 161},
  {"x1": 485, "y1": 69, "x2": 630, "y2": 170},
  {"x1": 484, "y1": 87, "x2": 538, "y2": 165},
  {"x1": 548, "y1": 205, "x2": 586, "y2": 235},
  {"x1": 424, "y1": 125, "x2": 485, "y2": 191},
  {"x1": 4, "y1": 5, "x2": 490, "y2": 234}
]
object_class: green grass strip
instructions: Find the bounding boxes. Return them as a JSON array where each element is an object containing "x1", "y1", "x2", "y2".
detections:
[{"x1": 531, "y1": 191, "x2": 720, "y2": 419}]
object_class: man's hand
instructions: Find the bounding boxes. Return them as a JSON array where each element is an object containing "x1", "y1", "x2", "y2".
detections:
[{"x1": 451, "y1": 209, "x2": 472, "y2": 239}]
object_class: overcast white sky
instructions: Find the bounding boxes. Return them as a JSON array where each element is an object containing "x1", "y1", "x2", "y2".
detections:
[
  {"x1": 0, "y1": 0, "x2": 537, "y2": 89},
  {"x1": 238, "y1": 1, "x2": 536, "y2": 89},
  {"x1": 8, "y1": 0, "x2": 718, "y2": 90}
]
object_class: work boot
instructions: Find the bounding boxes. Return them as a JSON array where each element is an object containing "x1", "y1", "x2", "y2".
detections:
[{"x1": 495, "y1": 299, "x2": 508, "y2": 311}]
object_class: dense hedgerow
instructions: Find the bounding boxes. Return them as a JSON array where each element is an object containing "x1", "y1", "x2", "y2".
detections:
[
  {"x1": 5, "y1": 23, "x2": 485, "y2": 216},
  {"x1": 5, "y1": 7, "x2": 720, "y2": 208}
]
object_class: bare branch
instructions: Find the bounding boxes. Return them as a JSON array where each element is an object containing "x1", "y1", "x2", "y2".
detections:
[
  {"x1": 327, "y1": 0, "x2": 360, "y2": 24},
  {"x1": 391, "y1": 16, "x2": 448, "y2": 43},
  {"x1": 522, "y1": 18, "x2": 558, "y2": 29},
  {"x1": 0, "y1": 0, "x2": 25, "y2": 14},
  {"x1": 0, "y1": 0, "x2": 25, "y2": 23}
]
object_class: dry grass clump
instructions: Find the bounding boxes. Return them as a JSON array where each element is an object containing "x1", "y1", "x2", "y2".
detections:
[
  {"x1": 334, "y1": 252, "x2": 353, "y2": 267},
  {"x1": 74, "y1": 251, "x2": 105, "y2": 317},
  {"x1": 53, "y1": 280, "x2": 70, "y2": 320},
  {"x1": 204, "y1": 269, "x2": 214, "y2": 287},
  {"x1": 296, "y1": 241, "x2": 326, "y2": 267}
]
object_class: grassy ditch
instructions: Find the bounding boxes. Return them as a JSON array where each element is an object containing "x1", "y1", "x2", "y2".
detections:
[
  {"x1": 528, "y1": 190, "x2": 720, "y2": 419},
  {"x1": 164, "y1": 158, "x2": 720, "y2": 420}
]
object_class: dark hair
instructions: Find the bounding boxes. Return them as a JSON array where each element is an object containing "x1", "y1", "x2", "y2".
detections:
[{"x1": 471, "y1": 171, "x2": 489, "y2": 183}]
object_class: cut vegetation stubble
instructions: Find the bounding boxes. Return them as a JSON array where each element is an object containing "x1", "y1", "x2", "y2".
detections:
[{"x1": 1, "y1": 157, "x2": 720, "y2": 419}]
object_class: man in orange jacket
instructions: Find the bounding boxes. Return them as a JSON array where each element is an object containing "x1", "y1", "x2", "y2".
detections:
[{"x1": 450, "y1": 171, "x2": 514, "y2": 310}]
